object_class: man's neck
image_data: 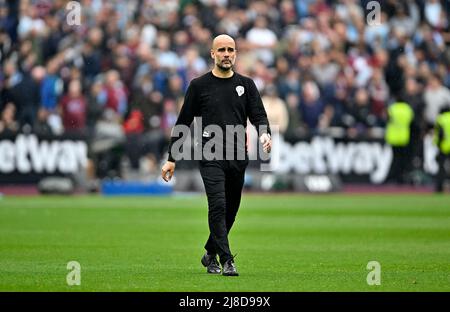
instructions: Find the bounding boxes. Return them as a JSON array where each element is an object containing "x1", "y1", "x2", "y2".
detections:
[{"x1": 212, "y1": 67, "x2": 234, "y2": 78}]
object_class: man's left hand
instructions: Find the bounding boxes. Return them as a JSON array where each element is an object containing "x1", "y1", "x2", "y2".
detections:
[{"x1": 259, "y1": 133, "x2": 272, "y2": 153}]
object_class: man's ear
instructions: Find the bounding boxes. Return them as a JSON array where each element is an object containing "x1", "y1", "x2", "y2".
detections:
[{"x1": 210, "y1": 49, "x2": 215, "y2": 59}]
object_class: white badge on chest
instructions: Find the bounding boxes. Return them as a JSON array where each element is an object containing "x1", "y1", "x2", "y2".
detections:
[{"x1": 235, "y1": 85, "x2": 244, "y2": 97}]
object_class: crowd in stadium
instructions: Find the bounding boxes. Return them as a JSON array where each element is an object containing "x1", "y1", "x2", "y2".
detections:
[{"x1": 0, "y1": 0, "x2": 450, "y2": 178}]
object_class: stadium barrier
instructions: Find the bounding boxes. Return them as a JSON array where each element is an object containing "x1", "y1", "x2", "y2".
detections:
[
  {"x1": 0, "y1": 133, "x2": 439, "y2": 192},
  {"x1": 0, "y1": 133, "x2": 87, "y2": 184}
]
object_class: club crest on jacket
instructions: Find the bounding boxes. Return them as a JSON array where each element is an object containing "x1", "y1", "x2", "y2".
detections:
[{"x1": 236, "y1": 86, "x2": 244, "y2": 97}]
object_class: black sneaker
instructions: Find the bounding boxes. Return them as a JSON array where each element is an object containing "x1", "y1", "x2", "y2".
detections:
[
  {"x1": 201, "y1": 253, "x2": 221, "y2": 274},
  {"x1": 222, "y1": 259, "x2": 239, "y2": 276}
]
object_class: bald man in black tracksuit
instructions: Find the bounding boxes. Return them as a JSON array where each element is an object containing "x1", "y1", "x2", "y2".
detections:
[{"x1": 161, "y1": 34, "x2": 271, "y2": 276}]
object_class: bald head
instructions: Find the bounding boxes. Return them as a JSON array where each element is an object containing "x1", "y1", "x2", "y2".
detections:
[
  {"x1": 211, "y1": 34, "x2": 236, "y2": 76},
  {"x1": 212, "y1": 34, "x2": 235, "y2": 50}
]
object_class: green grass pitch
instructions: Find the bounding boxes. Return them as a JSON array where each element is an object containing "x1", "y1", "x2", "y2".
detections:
[{"x1": 0, "y1": 193, "x2": 449, "y2": 291}]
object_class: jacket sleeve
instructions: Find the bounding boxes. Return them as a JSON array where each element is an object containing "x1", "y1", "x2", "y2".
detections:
[
  {"x1": 167, "y1": 82, "x2": 199, "y2": 162},
  {"x1": 246, "y1": 79, "x2": 271, "y2": 137}
]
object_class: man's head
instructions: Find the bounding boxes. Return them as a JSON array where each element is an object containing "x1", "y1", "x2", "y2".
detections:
[
  {"x1": 427, "y1": 73, "x2": 442, "y2": 88},
  {"x1": 211, "y1": 34, "x2": 236, "y2": 73},
  {"x1": 68, "y1": 79, "x2": 82, "y2": 96}
]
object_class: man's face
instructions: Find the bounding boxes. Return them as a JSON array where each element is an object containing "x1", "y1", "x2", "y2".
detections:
[{"x1": 211, "y1": 38, "x2": 236, "y2": 71}]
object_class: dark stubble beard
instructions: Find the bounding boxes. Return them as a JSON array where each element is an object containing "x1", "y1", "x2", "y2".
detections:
[{"x1": 217, "y1": 61, "x2": 233, "y2": 73}]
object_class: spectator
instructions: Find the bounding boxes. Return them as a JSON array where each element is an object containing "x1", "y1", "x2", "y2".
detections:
[
  {"x1": 17, "y1": 3, "x2": 46, "y2": 40},
  {"x1": 311, "y1": 50, "x2": 340, "y2": 88},
  {"x1": 123, "y1": 108, "x2": 145, "y2": 170},
  {"x1": 0, "y1": 2, "x2": 17, "y2": 45},
  {"x1": 323, "y1": 69, "x2": 354, "y2": 129},
  {"x1": 424, "y1": 0, "x2": 448, "y2": 30},
  {"x1": 284, "y1": 92, "x2": 303, "y2": 139},
  {"x1": 0, "y1": 102, "x2": 18, "y2": 135},
  {"x1": 346, "y1": 87, "x2": 377, "y2": 137},
  {"x1": 41, "y1": 57, "x2": 63, "y2": 112},
  {"x1": 81, "y1": 42, "x2": 102, "y2": 85},
  {"x1": 181, "y1": 46, "x2": 208, "y2": 82},
  {"x1": 368, "y1": 67, "x2": 390, "y2": 125},
  {"x1": 424, "y1": 73, "x2": 450, "y2": 128},
  {"x1": 245, "y1": 15, "x2": 277, "y2": 66},
  {"x1": 3, "y1": 59, "x2": 40, "y2": 129},
  {"x1": 59, "y1": 79, "x2": 87, "y2": 134},
  {"x1": 276, "y1": 68, "x2": 301, "y2": 100},
  {"x1": 364, "y1": 11, "x2": 390, "y2": 49},
  {"x1": 261, "y1": 84, "x2": 289, "y2": 135},
  {"x1": 86, "y1": 80, "x2": 106, "y2": 136},
  {"x1": 155, "y1": 32, "x2": 181, "y2": 70},
  {"x1": 401, "y1": 77, "x2": 426, "y2": 164},
  {"x1": 33, "y1": 108, "x2": 53, "y2": 136},
  {"x1": 389, "y1": 2, "x2": 419, "y2": 38},
  {"x1": 299, "y1": 80, "x2": 325, "y2": 133},
  {"x1": 101, "y1": 70, "x2": 128, "y2": 118},
  {"x1": 165, "y1": 74, "x2": 185, "y2": 100}
]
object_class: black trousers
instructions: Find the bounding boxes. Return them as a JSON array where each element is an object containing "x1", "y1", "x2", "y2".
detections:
[
  {"x1": 199, "y1": 160, "x2": 246, "y2": 265},
  {"x1": 436, "y1": 152, "x2": 450, "y2": 193},
  {"x1": 388, "y1": 146, "x2": 412, "y2": 184}
]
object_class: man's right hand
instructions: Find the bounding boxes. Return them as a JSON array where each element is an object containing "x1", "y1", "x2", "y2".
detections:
[{"x1": 161, "y1": 161, "x2": 176, "y2": 182}]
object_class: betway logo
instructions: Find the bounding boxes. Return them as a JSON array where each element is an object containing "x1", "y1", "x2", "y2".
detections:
[
  {"x1": 0, "y1": 135, "x2": 87, "y2": 174},
  {"x1": 269, "y1": 136, "x2": 392, "y2": 184}
]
